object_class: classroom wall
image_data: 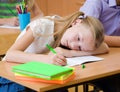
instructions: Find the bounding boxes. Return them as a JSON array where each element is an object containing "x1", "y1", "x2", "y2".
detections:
[{"x1": 36, "y1": 0, "x2": 85, "y2": 16}]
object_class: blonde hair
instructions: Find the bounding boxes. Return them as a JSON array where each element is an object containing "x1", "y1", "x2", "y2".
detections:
[
  {"x1": 45, "y1": 11, "x2": 104, "y2": 49},
  {"x1": 79, "y1": 15, "x2": 104, "y2": 48},
  {"x1": 53, "y1": 11, "x2": 85, "y2": 48}
]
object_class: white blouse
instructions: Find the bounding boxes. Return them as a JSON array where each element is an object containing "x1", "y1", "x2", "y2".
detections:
[{"x1": 16, "y1": 17, "x2": 55, "y2": 54}]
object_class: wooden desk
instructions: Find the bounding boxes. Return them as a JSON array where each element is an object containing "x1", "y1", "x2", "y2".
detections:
[
  {"x1": 0, "y1": 47, "x2": 120, "y2": 92},
  {"x1": 0, "y1": 28, "x2": 20, "y2": 55}
]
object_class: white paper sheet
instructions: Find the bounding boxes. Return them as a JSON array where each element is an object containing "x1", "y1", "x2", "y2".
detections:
[
  {"x1": 0, "y1": 25, "x2": 20, "y2": 29},
  {"x1": 66, "y1": 56, "x2": 104, "y2": 66}
]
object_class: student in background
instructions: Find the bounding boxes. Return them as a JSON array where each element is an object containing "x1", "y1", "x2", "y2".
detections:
[
  {"x1": 0, "y1": 0, "x2": 43, "y2": 26},
  {"x1": 80, "y1": 0, "x2": 120, "y2": 47},
  {"x1": 79, "y1": 0, "x2": 120, "y2": 92}
]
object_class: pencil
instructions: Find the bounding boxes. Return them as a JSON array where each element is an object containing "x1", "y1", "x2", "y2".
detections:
[{"x1": 46, "y1": 44, "x2": 57, "y2": 54}]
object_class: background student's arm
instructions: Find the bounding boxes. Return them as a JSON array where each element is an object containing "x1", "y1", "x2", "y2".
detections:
[
  {"x1": 105, "y1": 35, "x2": 120, "y2": 47},
  {"x1": 0, "y1": 17, "x2": 19, "y2": 26},
  {"x1": 53, "y1": 42, "x2": 109, "y2": 58},
  {"x1": 80, "y1": 0, "x2": 101, "y2": 18},
  {"x1": 30, "y1": 1, "x2": 44, "y2": 21}
]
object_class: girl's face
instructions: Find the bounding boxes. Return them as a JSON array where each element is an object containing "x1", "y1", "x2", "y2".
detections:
[{"x1": 61, "y1": 19, "x2": 95, "y2": 51}]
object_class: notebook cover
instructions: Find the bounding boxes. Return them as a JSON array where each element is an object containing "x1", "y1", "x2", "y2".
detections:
[
  {"x1": 15, "y1": 71, "x2": 74, "y2": 80},
  {"x1": 12, "y1": 61, "x2": 74, "y2": 80},
  {"x1": 15, "y1": 73, "x2": 75, "y2": 84}
]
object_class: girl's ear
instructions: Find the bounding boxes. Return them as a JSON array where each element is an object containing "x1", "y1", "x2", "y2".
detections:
[
  {"x1": 71, "y1": 19, "x2": 82, "y2": 26},
  {"x1": 76, "y1": 19, "x2": 82, "y2": 23}
]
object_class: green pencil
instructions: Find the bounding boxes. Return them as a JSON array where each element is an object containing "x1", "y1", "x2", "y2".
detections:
[{"x1": 46, "y1": 44, "x2": 57, "y2": 54}]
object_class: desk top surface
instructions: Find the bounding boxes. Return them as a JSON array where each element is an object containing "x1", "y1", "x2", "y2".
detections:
[
  {"x1": 0, "y1": 28, "x2": 20, "y2": 55},
  {"x1": 0, "y1": 47, "x2": 120, "y2": 92},
  {"x1": 0, "y1": 28, "x2": 20, "y2": 34}
]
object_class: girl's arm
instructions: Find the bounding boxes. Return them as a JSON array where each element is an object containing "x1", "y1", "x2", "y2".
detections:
[
  {"x1": 5, "y1": 27, "x2": 67, "y2": 66},
  {"x1": 5, "y1": 28, "x2": 52, "y2": 63},
  {"x1": 54, "y1": 42, "x2": 109, "y2": 58}
]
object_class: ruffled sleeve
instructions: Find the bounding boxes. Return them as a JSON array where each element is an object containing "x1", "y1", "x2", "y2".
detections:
[{"x1": 29, "y1": 18, "x2": 54, "y2": 39}]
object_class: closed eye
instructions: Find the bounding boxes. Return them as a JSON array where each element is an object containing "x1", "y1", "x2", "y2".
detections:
[
  {"x1": 78, "y1": 37, "x2": 80, "y2": 41},
  {"x1": 78, "y1": 37, "x2": 81, "y2": 50},
  {"x1": 79, "y1": 46, "x2": 81, "y2": 51}
]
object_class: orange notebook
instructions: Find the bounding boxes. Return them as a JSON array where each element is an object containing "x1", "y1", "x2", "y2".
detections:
[
  {"x1": 15, "y1": 70, "x2": 74, "y2": 80},
  {"x1": 15, "y1": 73, "x2": 75, "y2": 84}
]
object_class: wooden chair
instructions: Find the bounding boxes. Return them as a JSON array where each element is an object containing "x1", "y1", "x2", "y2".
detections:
[
  {"x1": 0, "y1": 54, "x2": 5, "y2": 61},
  {"x1": 83, "y1": 83, "x2": 102, "y2": 92},
  {"x1": 75, "y1": 83, "x2": 102, "y2": 92}
]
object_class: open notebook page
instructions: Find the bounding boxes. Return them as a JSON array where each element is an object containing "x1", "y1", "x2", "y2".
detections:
[
  {"x1": 66, "y1": 56, "x2": 104, "y2": 66},
  {"x1": 0, "y1": 25, "x2": 20, "y2": 29}
]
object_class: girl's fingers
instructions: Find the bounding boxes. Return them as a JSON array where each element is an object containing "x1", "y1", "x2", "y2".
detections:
[
  {"x1": 56, "y1": 58, "x2": 66, "y2": 66},
  {"x1": 53, "y1": 54, "x2": 67, "y2": 66},
  {"x1": 57, "y1": 55, "x2": 66, "y2": 62}
]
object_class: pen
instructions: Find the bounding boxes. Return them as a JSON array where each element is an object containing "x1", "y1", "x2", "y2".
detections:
[
  {"x1": 81, "y1": 64, "x2": 85, "y2": 69},
  {"x1": 46, "y1": 44, "x2": 57, "y2": 54}
]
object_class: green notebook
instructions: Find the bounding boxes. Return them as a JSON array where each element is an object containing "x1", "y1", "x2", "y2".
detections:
[{"x1": 12, "y1": 61, "x2": 74, "y2": 80}]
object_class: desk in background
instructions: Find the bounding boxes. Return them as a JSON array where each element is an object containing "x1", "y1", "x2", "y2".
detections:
[
  {"x1": 0, "y1": 47, "x2": 120, "y2": 92},
  {"x1": 0, "y1": 28, "x2": 20, "y2": 56}
]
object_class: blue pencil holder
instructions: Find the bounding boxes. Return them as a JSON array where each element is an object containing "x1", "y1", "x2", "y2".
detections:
[{"x1": 18, "y1": 12, "x2": 30, "y2": 31}]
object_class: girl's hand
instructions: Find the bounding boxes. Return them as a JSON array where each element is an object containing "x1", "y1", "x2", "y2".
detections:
[
  {"x1": 6, "y1": 17, "x2": 19, "y2": 26},
  {"x1": 48, "y1": 50, "x2": 67, "y2": 66},
  {"x1": 52, "y1": 54, "x2": 67, "y2": 66}
]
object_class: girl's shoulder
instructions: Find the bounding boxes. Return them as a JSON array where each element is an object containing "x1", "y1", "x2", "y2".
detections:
[
  {"x1": 30, "y1": 16, "x2": 55, "y2": 27},
  {"x1": 30, "y1": 15, "x2": 61, "y2": 28},
  {"x1": 28, "y1": 16, "x2": 55, "y2": 37}
]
